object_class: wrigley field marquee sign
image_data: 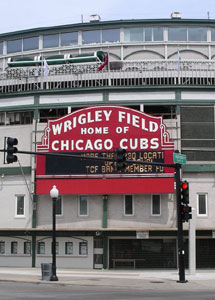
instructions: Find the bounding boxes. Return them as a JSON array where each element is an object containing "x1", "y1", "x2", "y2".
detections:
[{"x1": 36, "y1": 105, "x2": 174, "y2": 179}]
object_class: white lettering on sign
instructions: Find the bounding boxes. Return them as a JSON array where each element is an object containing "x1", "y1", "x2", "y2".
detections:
[
  {"x1": 51, "y1": 109, "x2": 159, "y2": 136},
  {"x1": 118, "y1": 111, "x2": 158, "y2": 132},
  {"x1": 51, "y1": 139, "x2": 114, "y2": 151},
  {"x1": 51, "y1": 110, "x2": 112, "y2": 135},
  {"x1": 81, "y1": 127, "x2": 109, "y2": 135},
  {"x1": 119, "y1": 138, "x2": 159, "y2": 150},
  {"x1": 51, "y1": 138, "x2": 159, "y2": 152}
]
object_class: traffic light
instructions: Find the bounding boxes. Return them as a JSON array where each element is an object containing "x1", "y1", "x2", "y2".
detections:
[
  {"x1": 181, "y1": 180, "x2": 189, "y2": 204},
  {"x1": 6, "y1": 137, "x2": 18, "y2": 164},
  {"x1": 181, "y1": 204, "x2": 192, "y2": 222},
  {"x1": 116, "y1": 148, "x2": 126, "y2": 172},
  {"x1": 180, "y1": 180, "x2": 192, "y2": 222}
]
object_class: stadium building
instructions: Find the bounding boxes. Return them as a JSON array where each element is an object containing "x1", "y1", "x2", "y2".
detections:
[{"x1": 0, "y1": 12, "x2": 214, "y2": 270}]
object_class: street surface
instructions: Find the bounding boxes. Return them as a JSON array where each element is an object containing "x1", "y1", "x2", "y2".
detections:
[
  {"x1": 1, "y1": 281, "x2": 215, "y2": 300},
  {"x1": 0, "y1": 268, "x2": 215, "y2": 299}
]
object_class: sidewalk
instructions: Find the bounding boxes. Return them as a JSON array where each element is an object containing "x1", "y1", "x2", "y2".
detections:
[{"x1": 0, "y1": 267, "x2": 215, "y2": 286}]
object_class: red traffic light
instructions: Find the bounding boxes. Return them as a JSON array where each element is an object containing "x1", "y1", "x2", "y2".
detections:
[
  {"x1": 180, "y1": 180, "x2": 189, "y2": 204},
  {"x1": 181, "y1": 182, "x2": 188, "y2": 190}
]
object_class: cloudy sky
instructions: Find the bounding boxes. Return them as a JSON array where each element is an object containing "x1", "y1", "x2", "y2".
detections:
[{"x1": 0, "y1": 0, "x2": 214, "y2": 34}]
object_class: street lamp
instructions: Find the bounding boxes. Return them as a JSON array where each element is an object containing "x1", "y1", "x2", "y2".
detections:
[{"x1": 50, "y1": 185, "x2": 59, "y2": 281}]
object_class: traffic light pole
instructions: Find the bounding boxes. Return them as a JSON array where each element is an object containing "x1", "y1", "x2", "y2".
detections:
[{"x1": 175, "y1": 164, "x2": 187, "y2": 283}]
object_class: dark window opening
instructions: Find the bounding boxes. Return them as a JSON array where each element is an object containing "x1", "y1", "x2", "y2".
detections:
[
  {"x1": 39, "y1": 108, "x2": 67, "y2": 123},
  {"x1": 144, "y1": 105, "x2": 176, "y2": 119},
  {"x1": 0, "y1": 111, "x2": 34, "y2": 126},
  {"x1": 181, "y1": 105, "x2": 215, "y2": 161}
]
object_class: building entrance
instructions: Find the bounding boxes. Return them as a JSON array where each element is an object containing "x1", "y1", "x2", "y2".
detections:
[{"x1": 109, "y1": 238, "x2": 177, "y2": 269}]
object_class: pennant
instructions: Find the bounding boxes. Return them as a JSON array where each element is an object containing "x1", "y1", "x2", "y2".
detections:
[{"x1": 43, "y1": 58, "x2": 49, "y2": 77}]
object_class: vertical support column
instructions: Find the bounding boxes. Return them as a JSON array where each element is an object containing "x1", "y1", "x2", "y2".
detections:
[
  {"x1": 31, "y1": 234, "x2": 36, "y2": 267},
  {"x1": 32, "y1": 194, "x2": 37, "y2": 228},
  {"x1": 102, "y1": 195, "x2": 108, "y2": 228},
  {"x1": 102, "y1": 235, "x2": 108, "y2": 269},
  {"x1": 189, "y1": 208, "x2": 196, "y2": 275}
]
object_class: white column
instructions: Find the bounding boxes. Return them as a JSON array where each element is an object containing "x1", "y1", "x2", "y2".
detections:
[{"x1": 189, "y1": 208, "x2": 196, "y2": 275}]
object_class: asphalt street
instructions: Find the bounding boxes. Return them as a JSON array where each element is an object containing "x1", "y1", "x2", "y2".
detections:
[
  {"x1": 0, "y1": 268, "x2": 215, "y2": 299},
  {"x1": 1, "y1": 281, "x2": 215, "y2": 300}
]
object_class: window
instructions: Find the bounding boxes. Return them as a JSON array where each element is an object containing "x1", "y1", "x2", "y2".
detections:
[
  {"x1": 7, "y1": 39, "x2": 22, "y2": 53},
  {"x1": 43, "y1": 34, "x2": 59, "y2": 48},
  {"x1": 188, "y1": 27, "x2": 207, "y2": 41},
  {"x1": 79, "y1": 195, "x2": 88, "y2": 216},
  {"x1": 151, "y1": 27, "x2": 163, "y2": 41},
  {"x1": 144, "y1": 105, "x2": 176, "y2": 119},
  {"x1": 39, "y1": 108, "x2": 68, "y2": 123},
  {"x1": 16, "y1": 195, "x2": 25, "y2": 216},
  {"x1": 168, "y1": 27, "x2": 208, "y2": 42},
  {"x1": 152, "y1": 195, "x2": 161, "y2": 215},
  {"x1": 0, "y1": 241, "x2": 5, "y2": 254},
  {"x1": 181, "y1": 105, "x2": 215, "y2": 161},
  {"x1": 56, "y1": 196, "x2": 62, "y2": 215},
  {"x1": 197, "y1": 194, "x2": 207, "y2": 216},
  {"x1": 168, "y1": 27, "x2": 187, "y2": 41},
  {"x1": 0, "y1": 42, "x2": 3, "y2": 55},
  {"x1": 6, "y1": 111, "x2": 34, "y2": 125},
  {"x1": 102, "y1": 29, "x2": 120, "y2": 43},
  {"x1": 37, "y1": 241, "x2": 45, "y2": 254},
  {"x1": 79, "y1": 242, "x2": 88, "y2": 255},
  {"x1": 24, "y1": 241, "x2": 31, "y2": 254},
  {"x1": 124, "y1": 27, "x2": 163, "y2": 42},
  {"x1": 145, "y1": 28, "x2": 152, "y2": 41},
  {"x1": 65, "y1": 242, "x2": 73, "y2": 255},
  {"x1": 61, "y1": 32, "x2": 78, "y2": 46},
  {"x1": 211, "y1": 28, "x2": 215, "y2": 41},
  {"x1": 82, "y1": 30, "x2": 100, "y2": 44},
  {"x1": 124, "y1": 195, "x2": 133, "y2": 215},
  {"x1": 23, "y1": 36, "x2": 39, "y2": 51},
  {"x1": 11, "y1": 241, "x2": 18, "y2": 254},
  {"x1": 124, "y1": 28, "x2": 143, "y2": 42}
]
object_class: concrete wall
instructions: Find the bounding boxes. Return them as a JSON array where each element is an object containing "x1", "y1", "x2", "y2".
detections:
[
  {"x1": 0, "y1": 236, "x2": 32, "y2": 267},
  {"x1": 108, "y1": 194, "x2": 176, "y2": 229},
  {"x1": 0, "y1": 175, "x2": 32, "y2": 229},
  {"x1": 183, "y1": 172, "x2": 215, "y2": 229},
  {"x1": 0, "y1": 236, "x2": 94, "y2": 268},
  {"x1": 36, "y1": 195, "x2": 103, "y2": 229},
  {"x1": 0, "y1": 124, "x2": 33, "y2": 168},
  {"x1": 35, "y1": 236, "x2": 94, "y2": 268},
  {"x1": 36, "y1": 193, "x2": 176, "y2": 230}
]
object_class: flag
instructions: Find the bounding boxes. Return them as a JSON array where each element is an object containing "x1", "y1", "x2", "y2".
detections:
[
  {"x1": 176, "y1": 49, "x2": 181, "y2": 70},
  {"x1": 98, "y1": 53, "x2": 108, "y2": 71},
  {"x1": 43, "y1": 58, "x2": 49, "y2": 77}
]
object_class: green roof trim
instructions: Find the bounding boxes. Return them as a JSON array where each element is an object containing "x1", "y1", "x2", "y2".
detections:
[{"x1": 1, "y1": 18, "x2": 215, "y2": 39}]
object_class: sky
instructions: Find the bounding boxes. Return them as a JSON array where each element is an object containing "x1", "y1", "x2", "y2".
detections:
[{"x1": 0, "y1": 0, "x2": 214, "y2": 34}]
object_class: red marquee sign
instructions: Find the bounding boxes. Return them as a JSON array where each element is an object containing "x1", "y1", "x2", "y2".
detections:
[{"x1": 36, "y1": 105, "x2": 175, "y2": 194}]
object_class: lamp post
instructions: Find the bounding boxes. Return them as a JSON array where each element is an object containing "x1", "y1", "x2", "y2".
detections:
[{"x1": 50, "y1": 185, "x2": 59, "y2": 281}]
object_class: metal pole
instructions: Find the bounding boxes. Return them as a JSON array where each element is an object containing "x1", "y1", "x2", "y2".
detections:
[
  {"x1": 175, "y1": 164, "x2": 187, "y2": 283},
  {"x1": 50, "y1": 197, "x2": 58, "y2": 281}
]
